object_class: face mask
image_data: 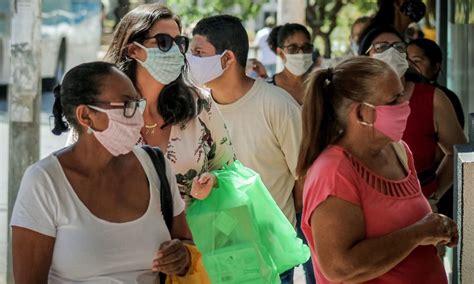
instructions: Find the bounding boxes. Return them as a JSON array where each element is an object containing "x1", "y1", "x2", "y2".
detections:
[
  {"x1": 372, "y1": 47, "x2": 409, "y2": 78},
  {"x1": 186, "y1": 52, "x2": 226, "y2": 87},
  {"x1": 359, "y1": 101, "x2": 411, "y2": 142},
  {"x1": 134, "y1": 42, "x2": 184, "y2": 85},
  {"x1": 87, "y1": 106, "x2": 144, "y2": 156},
  {"x1": 400, "y1": 0, "x2": 426, "y2": 22},
  {"x1": 284, "y1": 53, "x2": 314, "y2": 76},
  {"x1": 350, "y1": 40, "x2": 359, "y2": 56}
]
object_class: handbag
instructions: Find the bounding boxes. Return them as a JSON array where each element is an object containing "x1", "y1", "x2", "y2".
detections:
[{"x1": 143, "y1": 146, "x2": 210, "y2": 284}]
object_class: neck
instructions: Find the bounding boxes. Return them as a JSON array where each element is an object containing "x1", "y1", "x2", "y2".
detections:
[
  {"x1": 281, "y1": 68, "x2": 304, "y2": 83},
  {"x1": 394, "y1": 13, "x2": 410, "y2": 34},
  {"x1": 210, "y1": 70, "x2": 254, "y2": 105},
  {"x1": 337, "y1": 130, "x2": 388, "y2": 160},
  {"x1": 136, "y1": 68, "x2": 164, "y2": 119},
  {"x1": 68, "y1": 135, "x2": 118, "y2": 175}
]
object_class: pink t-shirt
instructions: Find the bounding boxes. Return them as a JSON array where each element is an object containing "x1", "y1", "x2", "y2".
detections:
[{"x1": 301, "y1": 143, "x2": 447, "y2": 284}]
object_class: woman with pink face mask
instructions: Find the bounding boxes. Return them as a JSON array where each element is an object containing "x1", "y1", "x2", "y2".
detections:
[
  {"x1": 10, "y1": 62, "x2": 197, "y2": 282},
  {"x1": 297, "y1": 57, "x2": 458, "y2": 284},
  {"x1": 358, "y1": 25, "x2": 466, "y2": 210}
]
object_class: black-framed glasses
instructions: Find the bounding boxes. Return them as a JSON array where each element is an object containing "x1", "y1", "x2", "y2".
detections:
[
  {"x1": 365, "y1": 41, "x2": 407, "y2": 55},
  {"x1": 144, "y1": 33, "x2": 189, "y2": 54},
  {"x1": 281, "y1": 43, "x2": 314, "y2": 54},
  {"x1": 89, "y1": 98, "x2": 146, "y2": 118}
]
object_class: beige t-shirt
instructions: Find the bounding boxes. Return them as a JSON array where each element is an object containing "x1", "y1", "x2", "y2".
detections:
[{"x1": 215, "y1": 78, "x2": 302, "y2": 226}]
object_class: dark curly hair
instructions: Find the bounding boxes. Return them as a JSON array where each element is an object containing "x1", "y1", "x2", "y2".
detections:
[
  {"x1": 51, "y1": 62, "x2": 117, "y2": 135},
  {"x1": 267, "y1": 23, "x2": 311, "y2": 54}
]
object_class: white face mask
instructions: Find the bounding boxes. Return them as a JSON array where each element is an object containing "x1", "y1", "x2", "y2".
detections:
[
  {"x1": 134, "y1": 42, "x2": 184, "y2": 85},
  {"x1": 350, "y1": 40, "x2": 359, "y2": 56},
  {"x1": 284, "y1": 53, "x2": 314, "y2": 76},
  {"x1": 186, "y1": 51, "x2": 227, "y2": 87},
  {"x1": 372, "y1": 47, "x2": 409, "y2": 78}
]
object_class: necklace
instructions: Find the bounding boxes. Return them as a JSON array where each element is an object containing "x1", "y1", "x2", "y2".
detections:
[{"x1": 144, "y1": 123, "x2": 158, "y2": 135}]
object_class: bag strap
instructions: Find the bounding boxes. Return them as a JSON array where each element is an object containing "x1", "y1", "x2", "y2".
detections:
[{"x1": 142, "y1": 145, "x2": 174, "y2": 232}]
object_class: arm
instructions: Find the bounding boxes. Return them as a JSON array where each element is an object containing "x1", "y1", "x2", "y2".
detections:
[
  {"x1": 12, "y1": 226, "x2": 55, "y2": 283},
  {"x1": 433, "y1": 88, "x2": 467, "y2": 200},
  {"x1": 311, "y1": 197, "x2": 457, "y2": 282}
]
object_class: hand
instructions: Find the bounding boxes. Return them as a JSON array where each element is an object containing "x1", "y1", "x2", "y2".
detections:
[
  {"x1": 190, "y1": 172, "x2": 216, "y2": 200},
  {"x1": 152, "y1": 239, "x2": 191, "y2": 276},
  {"x1": 414, "y1": 213, "x2": 458, "y2": 247},
  {"x1": 251, "y1": 60, "x2": 268, "y2": 79}
]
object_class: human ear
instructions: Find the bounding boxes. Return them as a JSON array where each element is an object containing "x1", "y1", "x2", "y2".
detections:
[
  {"x1": 221, "y1": 51, "x2": 236, "y2": 69},
  {"x1": 76, "y1": 105, "x2": 95, "y2": 129}
]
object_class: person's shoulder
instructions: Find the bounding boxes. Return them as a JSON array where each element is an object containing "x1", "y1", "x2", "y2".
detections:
[
  {"x1": 255, "y1": 78, "x2": 301, "y2": 110},
  {"x1": 306, "y1": 146, "x2": 355, "y2": 181},
  {"x1": 23, "y1": 154, "x2": 59, "y2": 181}
]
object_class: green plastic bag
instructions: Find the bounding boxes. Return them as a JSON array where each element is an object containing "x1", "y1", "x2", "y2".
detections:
[{"x1": 187, "y1": 161, "x2": 310, "y2": 283}]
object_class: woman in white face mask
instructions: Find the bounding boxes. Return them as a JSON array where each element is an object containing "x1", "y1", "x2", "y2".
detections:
[
  {"x1": 266, "y1": 23, "x2": 314, "y2": 105},
  {"x1": 359, "y1": 26, "x2": 466, "y2": 214},
  {"x1": 104, "y1": 4, "x2": 235, "y2": 202}
]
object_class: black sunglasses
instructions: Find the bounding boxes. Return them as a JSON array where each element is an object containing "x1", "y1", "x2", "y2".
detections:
[{"x1": 144, "y1": 33, "x2": 189, "y2": 54}]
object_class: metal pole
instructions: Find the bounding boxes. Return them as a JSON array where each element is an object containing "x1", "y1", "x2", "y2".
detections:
[
  {"x1": 436, "y1": 0, "x2": 448, "y2": 87},
  {"x1": 7, "y1": 0, "x2": 42, "y2": 283}
]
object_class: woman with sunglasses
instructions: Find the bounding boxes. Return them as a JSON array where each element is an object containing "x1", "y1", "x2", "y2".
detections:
[
  {"x1": 105, "y1": 4, "x2": 235, "y2": 201},
  {"x1": 11, "y1": 62, "x2": 194, "y2": 282},
  {"x1": 358, "y1": 25, "x2": 466, "y2": 210},
  {"x1": 266, "y1": 23, "x2": 314, "y2": 105}
]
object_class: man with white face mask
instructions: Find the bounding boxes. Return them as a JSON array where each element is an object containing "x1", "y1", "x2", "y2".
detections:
[{"x1": 187, "y1": 15, "x2": 304, "y2": 284}]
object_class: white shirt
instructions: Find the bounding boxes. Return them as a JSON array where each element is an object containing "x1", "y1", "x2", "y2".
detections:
[
  {"x1": 11, "y1": 147, "x2": 185, "y2": 283},
  {"x1": 215, "y1": 79, "x2": 302, "y2": 226},
  {"x1": 254, "y1": 27, "x2": 277, "y2": 65}
]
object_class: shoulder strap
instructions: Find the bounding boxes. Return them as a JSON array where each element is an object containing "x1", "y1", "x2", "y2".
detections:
[
  {"x1": 391, "y1": 142, "x2": 409, "y2": 172},
  {"x1": 142, "y1": 145, "x2": 174, "y2": 232}
]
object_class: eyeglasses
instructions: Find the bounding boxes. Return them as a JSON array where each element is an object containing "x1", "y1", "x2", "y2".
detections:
[
  {"x1": 89, "y1": 98, "x2": 147, "y2": 118},
  {"x1": 365, "y1": 42, "x2": 407, "y2": 54},
  {"x1": 281, "y1": 43, "x2": 314, "y2": 54},
  {"x1": 144, "y1": 33, "x2": 189, "y2": 54}
]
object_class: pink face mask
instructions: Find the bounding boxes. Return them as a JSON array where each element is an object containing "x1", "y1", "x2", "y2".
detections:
[
  {"x1": 359, "y1": 101, "x2": 411, "y2": 142},
  {"x1": 87, "y1": 106, "x2": 144, "y2": 156}
]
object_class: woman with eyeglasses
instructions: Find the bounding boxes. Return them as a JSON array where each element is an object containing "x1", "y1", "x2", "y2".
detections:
[
  {"x1": 358, "y1": 26, "x2": 466, "y2": 210},
  {"x1": 11, "y1": 62, "x2": 194, "y2": 282},
  {"x1": 298, "y1": 56, "x2": 458, "y2": 284},
  {"x1": 266, "y1": 23, "x2": 314, "y2": 105},
  {"x1": 104, "y1": 4, "x2": 234, "y2": 201}
]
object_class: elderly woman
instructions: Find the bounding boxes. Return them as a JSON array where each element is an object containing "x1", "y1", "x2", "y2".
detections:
[
  {"x1": 11, "y1": 62, "x2": 196, "y2": 282},
  {"x1": 297, "y1": 57, "x2": 458, "y2": 283}
]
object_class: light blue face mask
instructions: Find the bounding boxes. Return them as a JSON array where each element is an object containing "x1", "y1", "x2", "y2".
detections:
[{"x1": 134, "y1": 42, "x2": 185, "y2": 85}]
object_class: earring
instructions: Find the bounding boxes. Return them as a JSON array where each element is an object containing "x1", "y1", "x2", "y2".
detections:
[{"x1": 87, "y1": 127, "x2": 93, "y2": 135}]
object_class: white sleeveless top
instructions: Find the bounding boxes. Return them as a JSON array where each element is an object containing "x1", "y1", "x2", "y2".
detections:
[{"x1": 11, "y1": 147, "x2": 185, "y2": 283}]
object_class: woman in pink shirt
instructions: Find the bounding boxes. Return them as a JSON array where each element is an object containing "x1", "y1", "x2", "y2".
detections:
[{"x1": 297, "y1": 57, "x2": 458, "y2": 284}]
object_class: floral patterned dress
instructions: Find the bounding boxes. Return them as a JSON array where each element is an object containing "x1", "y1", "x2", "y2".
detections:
[{"x1": 139, "y1": 92, "x2": 235, "y2": 199}]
